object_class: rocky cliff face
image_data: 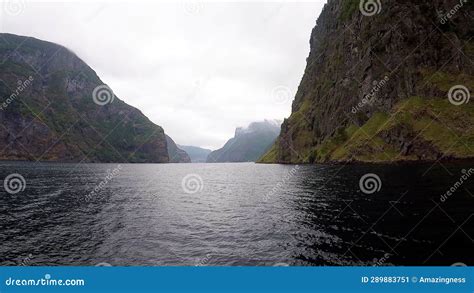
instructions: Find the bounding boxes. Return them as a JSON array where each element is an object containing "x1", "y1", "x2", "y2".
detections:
[
  {"x1": 260, "y1": 0, "x2": 474, "y2": 163},
  {"x1": 208, "y1": 120, "x2": 281, "y2": 162},
  {"x1": 166, "y1": 135, "x2": 191, "y2": 163},
  {"x1": 0, "y1": 33, "x2": 169, "y2": 163}
]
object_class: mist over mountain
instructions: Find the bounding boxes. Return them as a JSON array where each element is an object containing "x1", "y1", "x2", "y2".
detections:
[
  {"x1": 177, "y1": 145, "x2": 212, "y2": 163},
  {"x1": 207, "y1": 120, "x2": 281, "y2": 163}
]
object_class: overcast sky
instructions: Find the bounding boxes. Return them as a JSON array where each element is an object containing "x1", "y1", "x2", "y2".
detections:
[{"x1": 0, "y1": 0, "x2": 326, "y2": 149}]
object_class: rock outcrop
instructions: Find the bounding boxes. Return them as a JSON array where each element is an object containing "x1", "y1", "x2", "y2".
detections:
[
  {"x1": 0, "y1": 33, "x2": 169, "y2": 163},
  {"x1": 260, "y1": 0, "x2": 474, "y2": 163}
]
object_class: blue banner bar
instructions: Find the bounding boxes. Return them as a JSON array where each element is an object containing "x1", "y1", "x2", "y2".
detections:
[{"x1": 0, "y1": 267, "x2": 472, "y2": 292}]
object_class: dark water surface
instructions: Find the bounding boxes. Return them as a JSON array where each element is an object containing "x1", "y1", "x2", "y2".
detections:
[{"x1": 0, "y1": 161, "x2": 472, "y2": 266}]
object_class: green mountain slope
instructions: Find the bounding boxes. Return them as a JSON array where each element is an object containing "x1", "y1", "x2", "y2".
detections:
[{"x1": 0, "y1": 33, "x2": 169, "y2": 163}]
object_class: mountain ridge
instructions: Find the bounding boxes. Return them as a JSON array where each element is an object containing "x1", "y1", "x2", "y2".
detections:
[
  {"x1": 0, "y1": 33, "x2": 169, "y2": 163},
  {"x1": 207, "y1": 120, "x2": 281, "y2": 163},
  {"x1": 178, "y1": 145, "x2": 212, "y2": 163}
]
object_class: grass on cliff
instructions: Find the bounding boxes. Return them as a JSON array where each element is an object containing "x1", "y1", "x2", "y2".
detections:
[
  {"x1": 259, "y1": 98, "x2": 315, "y2": 163},
  {"x1": 257, "y1": 143, "x2": 278, "y2": 163},
  {"x1": 421, "y1": 70, "x2": 474, "y2": 92},
  {"x1": 313, "y1": 96, "x2": 474, "y2": 163},
  {"x1": 279, "y1": 99, "x2": 315, "y2": 162},
  {"x1": 313, "y1": 113, "x2": 400, "y2": 162}
]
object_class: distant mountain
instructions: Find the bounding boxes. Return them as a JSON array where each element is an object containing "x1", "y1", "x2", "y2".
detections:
[
  {"x1": 166, "y1": 135, "x2": 191, "y2": 163},
  {"x1": 207, "y1": 120, "x2": 281, "y2": 163},
  {"x1": 0, "y1": 33, "x2": 168, "y2": 163},
  {"x1": 178, "y1": 145, "x2": 212, "y2": 163}
]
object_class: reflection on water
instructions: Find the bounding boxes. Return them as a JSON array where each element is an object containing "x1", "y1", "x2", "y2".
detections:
[{"x1": 0, "y1": 161, "x2": 472, "y2": 266}]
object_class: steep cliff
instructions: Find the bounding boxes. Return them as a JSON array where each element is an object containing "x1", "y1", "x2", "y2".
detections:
[
  {"x1": 166, "y1": 135, "x2": 191, "y2": 163},
  {"x1": 260, "y1": 0, "x2": 474, "y2": 163},
  {"x1": 208, "y1": 120, "x2": 281, "y2": 162},
  {"x1": 0, "y1": 33, "x2": 169, "y2": 163}
]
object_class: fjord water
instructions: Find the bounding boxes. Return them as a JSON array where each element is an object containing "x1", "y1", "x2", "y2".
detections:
[{"x1": 0, "y1": 162, "x2": 472, "y2": 266}]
